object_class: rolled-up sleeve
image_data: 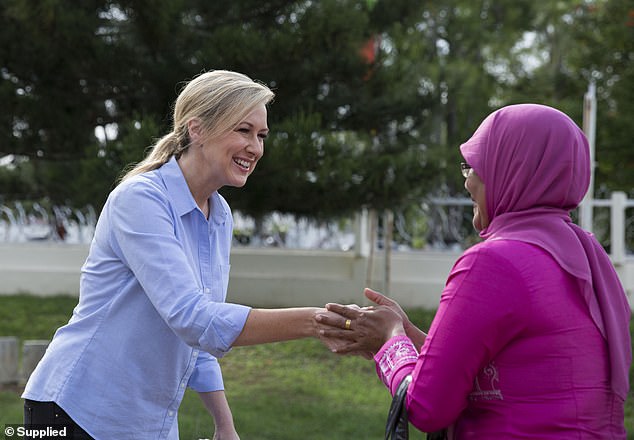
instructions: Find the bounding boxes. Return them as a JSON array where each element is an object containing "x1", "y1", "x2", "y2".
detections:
[
  {"x1": 188, "y1": 352, "x2": 223, "y2": 392},
  {"x1": 108, "y1": 179, "x2": 250, "y2": 358}
]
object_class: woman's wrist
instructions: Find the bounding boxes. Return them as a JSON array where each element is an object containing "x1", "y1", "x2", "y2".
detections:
[
  {"x1": 296, "y1": 307, "x2": 326, "y2": 339},
  {"x1": 385, "y1": 322, "x2": 407, "y2": 342},
  {"x1": 403, "y1": 322, "x2": 426, "y2": 350},
  {"x1": 308, "y1": 307, "x2": 327, "y2": 338},
  {"x1": 373, "y1": 335, "x2": 418, "y2": 392},
  {"x1": 402, "y1": 318, "x2": 417, "y2": 334}
]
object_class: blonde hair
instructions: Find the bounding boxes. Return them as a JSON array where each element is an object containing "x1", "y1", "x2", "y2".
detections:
[{"x1": 119, "y1": 70, "x2": 274, "y2": 182}]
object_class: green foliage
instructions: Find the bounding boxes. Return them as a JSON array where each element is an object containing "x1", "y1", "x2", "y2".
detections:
[
  {"x1": 578, "y1": 0, "x2": 634, "y2": 194},
  {"x1": 496, "y1": 0, "x2": 634, "y2": 197},
  {"x1": 0, "y1": 160, "x2": 37, "y2": 200},
  {"x1": 1, "y1": 0, "x2": 632, "y2": 215}
]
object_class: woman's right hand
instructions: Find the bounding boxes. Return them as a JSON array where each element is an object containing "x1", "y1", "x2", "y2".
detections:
[{"x1": 316, "y1": 303, "x2": 406, "y2": 355}]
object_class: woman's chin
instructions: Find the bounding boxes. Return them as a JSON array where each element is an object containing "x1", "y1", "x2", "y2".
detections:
[{"x1": 472, "y1": 210, "x2": 483, "y2": 232}]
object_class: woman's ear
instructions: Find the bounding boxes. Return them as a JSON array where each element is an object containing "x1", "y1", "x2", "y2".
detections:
[{"x1": 186, "y1": 118, "x2": 203, "y2": 144}]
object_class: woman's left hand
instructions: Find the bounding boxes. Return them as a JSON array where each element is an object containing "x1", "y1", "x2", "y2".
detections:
[{"x1": 315, "y1": 303, "x2": 406, "y2": 355}]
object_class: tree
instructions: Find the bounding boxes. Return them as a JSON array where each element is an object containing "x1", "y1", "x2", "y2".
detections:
[
  {"x1": 1, "y1": 1, "x2": 114, "y2": 203},
  {"x1": 0, "y1": 0, "x2": 632, "y2": 221},
  {"x1": 574, "y1": 0, "x2": 634, "y2": 194},
  {"x1": 1, "y1": 0, "x2": 437, "y2": 216},
  {"x1": 492, "y1": 0, "x2": 634, "y2": 196},
  {"x1": 220, "y1": 0, "x2": 438, "y2": 218}
]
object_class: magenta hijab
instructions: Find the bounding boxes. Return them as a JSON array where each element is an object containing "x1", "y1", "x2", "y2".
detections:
[{"x1": 460, "y1": 103, "x2": 631, "y2": 400}]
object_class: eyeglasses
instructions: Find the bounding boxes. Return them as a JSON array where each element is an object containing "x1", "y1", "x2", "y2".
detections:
[{"x1": 460, "y1": 162, "x2": 472, "y2": 178}]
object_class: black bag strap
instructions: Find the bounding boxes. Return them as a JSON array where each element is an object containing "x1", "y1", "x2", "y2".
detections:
[
  {"x1": 385, "y1": 374, "x2": 449, "y2": 440},
  {"x1": 385, "y1": 374, "x2": 412, "y2": 440}
]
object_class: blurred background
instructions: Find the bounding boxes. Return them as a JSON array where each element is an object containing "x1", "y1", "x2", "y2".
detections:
[
  {"x1": 0, "y1": 0, "x2": 632, "y2": 251},
  {"x1": 1, "y1": 1, "x2": 634, "y2": 438}
]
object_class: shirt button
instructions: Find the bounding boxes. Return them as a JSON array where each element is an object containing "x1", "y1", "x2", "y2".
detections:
[
  {"x1": 204, "y1": 288, "x2": 210, "y2": 293},
  {"x1": 168, "y1": 410, "x2": 175, "y2": 417}
]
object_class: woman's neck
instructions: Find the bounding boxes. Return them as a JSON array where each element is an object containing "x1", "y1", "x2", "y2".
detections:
[{"x1": 177, "y1": 153, "x2": 214, "y2": 217}]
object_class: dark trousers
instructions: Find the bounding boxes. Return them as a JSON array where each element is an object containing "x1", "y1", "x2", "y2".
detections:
[{"x1": 23, "y1": 400, "x2": 94, "y2": 440}]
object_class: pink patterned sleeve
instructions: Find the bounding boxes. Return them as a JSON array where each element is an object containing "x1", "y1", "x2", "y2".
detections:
[{"x1": 374, "y1": 335, "x2": 419, "y2": 395}]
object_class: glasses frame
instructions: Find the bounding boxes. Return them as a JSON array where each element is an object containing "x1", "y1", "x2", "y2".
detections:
[{"x1": 460, "y1": 162, "x2": 472, "y2": 178}]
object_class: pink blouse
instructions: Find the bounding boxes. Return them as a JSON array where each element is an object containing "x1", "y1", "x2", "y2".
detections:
[{"x1": 375, "y1": 239, "x2": 626, "y2": 439}]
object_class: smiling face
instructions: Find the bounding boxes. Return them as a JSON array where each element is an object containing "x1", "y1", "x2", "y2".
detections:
[
  {"x1": 464, "y1": 169, "x2": 489, "y2": 231},
  {"x1": 197, "y1": 103, "x2": 269, "y2": 191}
]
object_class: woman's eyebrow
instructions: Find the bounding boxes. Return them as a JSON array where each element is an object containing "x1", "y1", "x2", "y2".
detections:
[{"x1": 241, "y1": 121, "x2": 269, "y2": 132}]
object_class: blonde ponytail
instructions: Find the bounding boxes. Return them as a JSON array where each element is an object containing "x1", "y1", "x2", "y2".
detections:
[{"x1": 118, "y1": 127, "x2": 189, "y2": 182}]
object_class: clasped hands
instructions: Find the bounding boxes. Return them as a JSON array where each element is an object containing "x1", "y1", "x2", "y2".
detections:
[{"x1": 315, "y1": 288, "x2": 410, "y2": 359}]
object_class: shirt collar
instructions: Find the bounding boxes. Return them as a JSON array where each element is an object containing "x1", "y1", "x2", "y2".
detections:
[{"x1": 159, "y1": 157, "x2": 228, "y2": 224}]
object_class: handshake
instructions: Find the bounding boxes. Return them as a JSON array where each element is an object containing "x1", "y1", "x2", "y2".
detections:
[{"x1": 314, "y1": 288, "x2": 421, "y2": 359}]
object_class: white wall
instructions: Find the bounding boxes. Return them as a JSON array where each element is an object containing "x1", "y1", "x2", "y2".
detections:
[
  {"x1": 0, "y1": 243, "x2": 89, "y2": 297},
  {"x1": 0, "y1": 243, "x2": 632, "y2": 310}
]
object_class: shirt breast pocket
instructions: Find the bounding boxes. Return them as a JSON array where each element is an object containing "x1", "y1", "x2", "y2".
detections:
[{"x1": 209, "y1": 264, "x2": 230, "y2": 302}]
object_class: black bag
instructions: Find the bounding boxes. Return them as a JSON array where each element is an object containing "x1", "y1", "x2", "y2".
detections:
[
  {"x1": 385, "y1": 375, "x2": 448, "y2": 440},
  {"x1": 385, "y1": 375, "x2": 412, "y2": 440}
]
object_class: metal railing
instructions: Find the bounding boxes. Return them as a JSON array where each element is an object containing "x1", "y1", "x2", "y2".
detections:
[{"x1": 1, "y1": 193, "x2": 631, "y2": 264}]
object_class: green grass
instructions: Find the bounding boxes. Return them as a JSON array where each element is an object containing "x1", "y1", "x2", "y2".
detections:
[
  {"x1": 0, "y1": 295, "x2": 631, "y2": 439},
  {"x1": 0, "y1": 295, "x2": 410, "y2": 439}
]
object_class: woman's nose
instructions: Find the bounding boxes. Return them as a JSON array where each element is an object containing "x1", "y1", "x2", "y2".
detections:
[{"x1": 246, "y1": 136, "x2": 263, "y2": 158}]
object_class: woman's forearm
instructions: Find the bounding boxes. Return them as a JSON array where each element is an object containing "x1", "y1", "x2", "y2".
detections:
[
  {"x1": 232, "y1": 307, "x2": 323, "y2": 346},
  {"x1": 198, "y1": 390, "x2": 236, "y2": 434},
  {"x1": 405, "y1": 323, "x2": 427, "y2": 351}
]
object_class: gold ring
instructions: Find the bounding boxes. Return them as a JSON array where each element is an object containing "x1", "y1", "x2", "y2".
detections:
[{"x1": 344, "y1": 319, "x2": 352, "y2": 330}]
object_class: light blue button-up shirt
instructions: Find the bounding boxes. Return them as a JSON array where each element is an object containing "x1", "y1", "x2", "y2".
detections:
[{"x1": 23, "y1": 157, "x2": 251, "y2": 439}]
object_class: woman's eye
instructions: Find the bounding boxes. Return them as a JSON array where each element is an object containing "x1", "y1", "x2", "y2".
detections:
[{"x1": 236, "y1": 127, "x2": 267, "y2": 139}]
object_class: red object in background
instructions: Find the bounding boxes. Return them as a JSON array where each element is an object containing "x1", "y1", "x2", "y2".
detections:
[
  {"x1": 360, "y1": 34, "x2": 380, "y2": 80},
  {"x1": 360, "y1": 35, "x2": 380, "y2": 64}
]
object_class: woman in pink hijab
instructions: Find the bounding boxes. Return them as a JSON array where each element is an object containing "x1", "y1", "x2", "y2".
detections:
[{"x1": 318, "y1": 104, "x2": 631, "y2": 438}]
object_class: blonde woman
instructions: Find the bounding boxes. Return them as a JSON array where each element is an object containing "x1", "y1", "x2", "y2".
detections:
[{"x1": 22, "y1": 70, "x2": 329, "y2": 440}]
